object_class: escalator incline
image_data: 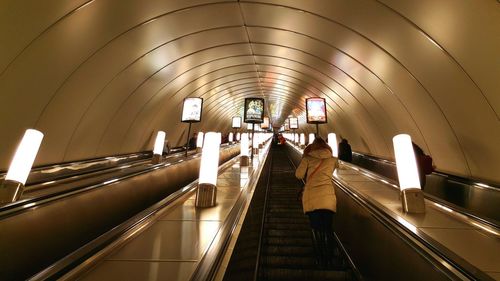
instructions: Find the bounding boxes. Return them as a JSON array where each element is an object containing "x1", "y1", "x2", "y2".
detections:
[{"x1": 258, "y1": 146, "x2": 353, "y2": 281}]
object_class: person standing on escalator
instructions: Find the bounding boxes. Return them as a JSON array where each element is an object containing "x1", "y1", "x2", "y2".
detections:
[
  {"x1": 295, "y1": 137, "x2": 339, "y2": 268},
  {"x1": 338, "y1": 138, "x2": 352, "y2": 162}
]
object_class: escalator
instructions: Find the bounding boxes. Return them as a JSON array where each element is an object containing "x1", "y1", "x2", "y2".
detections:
[
  {"x1": 0, "y1": 144, "x2": 240, "y2": 280},
  {"x1": 224, "y1": 144, "x2": 356, "y2": 281}
]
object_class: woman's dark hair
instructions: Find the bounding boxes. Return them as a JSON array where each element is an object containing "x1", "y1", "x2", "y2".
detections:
[{"x1": 304, "y1": 137, "x2": 332, "y2": 156}]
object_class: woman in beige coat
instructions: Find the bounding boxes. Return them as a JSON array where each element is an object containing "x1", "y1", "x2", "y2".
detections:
[{"x1": 295, "y1": 137, "x2": 338, "y2": 267}]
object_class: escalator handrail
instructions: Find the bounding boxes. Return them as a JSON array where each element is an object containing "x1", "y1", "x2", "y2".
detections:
[
  {"x1": 252, "y1": 147, "x2": 275, "y2": 281},
  {"x1": 0, "y1": 146, "x2": 234, "y2": 219},
  {"x1": 0, "y1": 151, "x2": 152, "y2": 178},
  {"x1": 342, "y1": 162, "x2": 500, "y2": 231},
  {"x1": 333, "y1": 175, "x2": 493, "y2": 281},
  {"x1": 189, "y1": 142, "x2": 272, "y2": 281},
  {"x1": 30, "y1": 145, "x2": 241, "y2": 280}
]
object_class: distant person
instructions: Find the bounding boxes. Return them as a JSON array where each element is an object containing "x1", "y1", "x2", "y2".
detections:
[
  {"x1": 338, "y1": 138, "x2": 352, "y2": 162},
  {"x1": 278, "y1": 134, "x2": 286, "y2": 145},
  {"x1": 188, "y1": 133, "x2": 197, "y2": 149},
  {"x1": 412, "y1": 142, "x2": 435, "y2": 190},
  {"x1": 295, "y1": 137, "x2": 339, "y2": 268}
]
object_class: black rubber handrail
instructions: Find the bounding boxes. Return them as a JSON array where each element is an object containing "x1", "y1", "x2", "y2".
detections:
[
  {"x1": 0, "y1": 146, "x2": 234, "y2": 219},
  {"x1": 0, "y1": 151, "x2": 152, "y2": 177},
  {"x1": 190, "y1": 143, "x2": 272, "y2": 281},
  {"x1": 333, "y1": 177, "x2": 493, "y2": 281},
  {"x1": 351, "y1": 151, "x2": 500, "y2": 190},
  {"x1": 342, "y1": 161, "x2": 500, "y2": 230},
  {"x1": 30, "y1": 146, "x2": 241, "y2": 280},
  {"x1": 252, "y1": 147, "x2": 274, "y2": 281}
]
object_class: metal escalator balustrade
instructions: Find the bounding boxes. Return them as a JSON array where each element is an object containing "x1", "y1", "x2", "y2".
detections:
[
  {"x1": 0, "y1": 144, "x2": 240, "y2": 281},
  {"x1": 0, "y1": 147, "x2": 215, "y2": 217}
]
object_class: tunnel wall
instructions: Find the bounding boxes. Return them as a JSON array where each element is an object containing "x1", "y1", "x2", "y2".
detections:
[{"x1": 0, "y1": 1, "x2": 498, "y2": 185}]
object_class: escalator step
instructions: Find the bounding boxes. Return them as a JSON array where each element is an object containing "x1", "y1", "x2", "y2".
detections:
[
  {"x1": 260, "y1": 267, "x2": 352, "y2": 281},
  {"x1": 263, "y1": 223, "x2": 310, "y2": 231},
  {"x1": 262, "y1": 245, "x2": 313, "y2": 256},
  {"x1": 264, "y1": 237, "x2": 312, "y2": 246},
  {"x1": 261, "y1": 255, "x2": 315, "y2": 268},
  {"x1": 267, "y1": 229, "x2": 311, "y2": 237}
]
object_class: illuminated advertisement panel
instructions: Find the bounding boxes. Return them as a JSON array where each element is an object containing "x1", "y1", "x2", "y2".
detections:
[
  {"x1": 261, "y1": 117, "x2": 270, "y2": 129},
  {"x1": 289, "y1": 117, "x2": 299, "y2": 129},
  {"x1": 244, "y1": 98, "x2": 264, "y2": 123},
  {"x1": 181, "y1": 97, "x2": 203, "y2": 122},
  {"x1": 306, "y1": 97, "x2": 327, "y2": 124},
  {"x1": 232, "y1": 116, "x2": 241, "y2": 128}
]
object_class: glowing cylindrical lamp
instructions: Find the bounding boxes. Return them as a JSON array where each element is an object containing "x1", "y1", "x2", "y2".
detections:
[
  {"x1": 300, "y1": 133, "x2": 305, "y2": 147},
  {"x1": 240, "y1": 133, "x2": 249, "y2": 156},
  {"x1": 5, "y1": 129, "x2": 44, "y2": 185},
  {"x1": 236, "y1": 132, "x2": 241, "y2": 141},
  {"x1": 294, "y1": 133, "x2": 299, "y2": 144},
  {"x1": 196, "y1": 132, "x2": 221, "y2": 207},
  {"x1": 253, "y1": 133, "x2": 260, "y2": 154},
  {"x1": 196, "y1": 132, "x2": 204, "y2": 148},
  {"x1": 153, "y1": 131, "x2": 166, "y2": 155},
  {"x1": 308, "y1": 133, "x2": 315, "y2": 145},
  {"x1": 393, "y1": 134, "x2": 425, "y2": 213},
  {"x1": 228, "y1": 132, "x2": 234, "y2": 143},
  {"x1": 1, "y1": 129, "x2": 44, "y2": 203},
  {"x1": 328, "y1": 133, "x2": 338, "y2": 157},
  {"x1": 253, "y1": 133, "x2": 259, "y2": 148},
  {"x1": 240, "y1": 133, "x2": 250, "y2": 166},
  {"x1": 152, "y1": 131, "x2": 166, "y2": 164},
  {"x1": 393, "y1": 134, "x2": 421, "y2": 190}
]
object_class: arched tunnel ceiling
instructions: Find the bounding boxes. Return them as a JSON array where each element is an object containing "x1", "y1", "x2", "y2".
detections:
[{"x1": 0, "y1": 0, "x2": 498, "y2": 184}]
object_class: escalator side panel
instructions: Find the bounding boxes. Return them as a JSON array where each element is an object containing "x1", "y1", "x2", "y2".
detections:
[
  {"x1": 334, "y1": 187, "x2": 451, "y2": 281},
  {"x1": 0, "y1": 146, "x2": 239, "y2": 281}
]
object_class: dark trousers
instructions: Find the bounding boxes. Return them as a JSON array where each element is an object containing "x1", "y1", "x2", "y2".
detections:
[
  {"x1": 306, "y1": 209, "x2": 337, "y2": 267},
  {"x1": 306, "y1": 209, "x2": 334, "y2": 231}
]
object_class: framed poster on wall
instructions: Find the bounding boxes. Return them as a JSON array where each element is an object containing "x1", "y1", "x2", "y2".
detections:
[
  {"x1": 289, "y1": 117, "x2": 299, "y2": 129},
  {"x1": 306, "y1": 97, "x2": 327, "y2": 124},
  {"x1": 181, "y1": 97, "x2": 203, "y2": 123},
  {"x1": 243, "y1": 98, "x2": 264, "y2": 123},
  {"x1": 232, "y1": 116, "x2": 241, "y2": 128}
]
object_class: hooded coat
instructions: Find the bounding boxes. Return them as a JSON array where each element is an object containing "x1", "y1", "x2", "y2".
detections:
[{"x1": 295, "y1": 148, "x2": 338, "y2": 213}]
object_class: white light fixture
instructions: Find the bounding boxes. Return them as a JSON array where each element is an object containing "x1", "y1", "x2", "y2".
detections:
[
  {"x1": 232, "y1": 116, "x2": 241, "y2": 128},
  {"x1": 6, "y1": 129, "x2": 44, "y2": 185},
  {"x1": 252, "y1": 132, "x2": 260, "y2": 154},
  {"x1": 328, "y1": 133, "x2": 338, "y2": 157},
  {"x1": 393, "y1": 134, "x2": 425, "y2": 213},
  {"x1": 308, "y1": 133, "x2": 315, "y2": 145},
  {"x1": 152, "y1": 131, "x2": 166, "y2": 164},
  {"x1": 1, "y1": 129, "x2": 44, "y2": 204},
  {"x1": 247, "y1": 123, "x2": 253, "y2": 130},
  {"x1": 153, "y1": 131, "x2": 166, "y2": 155},
  {"x1": 393, "y1": 134, "x2": 420, "y2": 190},
  {"x1": 196, "y1": 132, "x2": 221, "y2": 207},
  {"x1": 240, "y1": 133, "x2": 249, "y2": 166},
  {"x1": 294, "y1": 133, "x2": 299, "y2": 144},
  {"x1": 196, "y1": 132, "x2": 204, "y2": 148},
  {"x1": 228, "y1": 132, "x2": 234, "y2": 143},
  {"x1": 300, "y1": 133, "x2": 305, "y2": 147},
  {"x1": 236, "y1": 132, "x2": 241, "y2": 141}
]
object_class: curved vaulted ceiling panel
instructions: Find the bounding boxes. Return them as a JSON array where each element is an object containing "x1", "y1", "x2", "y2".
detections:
[{"x1": 0, "y1": 0, "x2": 498, "y2": 184}]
